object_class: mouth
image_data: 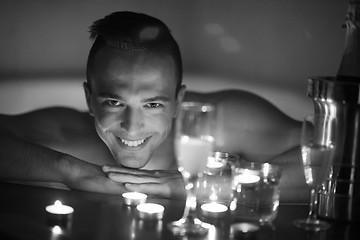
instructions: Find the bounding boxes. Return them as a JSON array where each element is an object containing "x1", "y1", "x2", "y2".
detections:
[{"x1": 117, "y1": 136, "x2": 150, "y2": 148}]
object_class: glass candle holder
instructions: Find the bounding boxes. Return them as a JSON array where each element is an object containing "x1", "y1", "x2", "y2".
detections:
[{"x1": 231, "y1": 162, "x2": 281, "y2": 224}]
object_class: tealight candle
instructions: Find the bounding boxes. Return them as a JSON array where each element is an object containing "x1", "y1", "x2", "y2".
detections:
[
  {"x1": 206, "y1": 157, "x2": 224, "y2": 169},
  {"x1": 45, "y1": 200, "x2": 74, "y2": 228},
  {"x1": 46, "y1": 200, "x2": 74, "y2": 215},
  {"x1": 122, "y1": 192, "x2": 147, "y2": 206},
  {"x1": 234, "y1": 170, "x2": 261, "y2": 184},
  {"x1": 201, "y1": 202, "x2": 228, "y2": 218},
  {"x1": 136, "y1": 203, "x2": 164, "y2": 220}
]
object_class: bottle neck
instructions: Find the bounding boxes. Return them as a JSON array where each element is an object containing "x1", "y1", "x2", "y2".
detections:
[{"x1": 336, "y1": 1, "x2": 360, "y2": 81}]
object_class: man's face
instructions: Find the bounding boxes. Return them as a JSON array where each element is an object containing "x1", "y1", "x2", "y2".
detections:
[{"x1": 86, "y1": 47, "x2": 183, "y2": 169}]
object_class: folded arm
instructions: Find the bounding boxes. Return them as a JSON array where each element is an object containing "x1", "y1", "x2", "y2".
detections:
[
  {"x1": 0, "y1": 126, "x2": 66, "y2": 183},
  {"x1": 0, "y1": 112, "x2": 126, "y2": 194}
]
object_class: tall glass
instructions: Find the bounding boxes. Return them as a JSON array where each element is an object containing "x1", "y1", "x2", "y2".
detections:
[
  {"x1": 293, "y1": 114, "x2": 336, "y2": 231},
  {"x1": 167, "y1": 102, "x2": 216, "y2": 237}
]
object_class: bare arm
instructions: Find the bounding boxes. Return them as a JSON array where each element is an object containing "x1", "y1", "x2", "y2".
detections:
[
  {"x1": 0, "y1": 125, "x2": 69, "y2": 183},
  {"x1": 0, "y1": 110, "x2": 126, "y2": 194},
  {"x1": 0, "y1": 109, "x2": 186, "y2": 198},
  {"x1": 268, "y1": 146, "x2": 309, "y2": 203}
]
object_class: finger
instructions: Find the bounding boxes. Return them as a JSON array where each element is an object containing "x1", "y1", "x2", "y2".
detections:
[
  {"x1": 103, "y1": 165, "x2": 180, "y2": 178},
  {"x1": 124, "y1": 183, "x2": 171, "y2": 198},
  {"x1": 102, "y1": 165, "x2": 159, "y2": 176},
  {"x1": 108, "y1": 172, "x2": 160, "y2": 184}
]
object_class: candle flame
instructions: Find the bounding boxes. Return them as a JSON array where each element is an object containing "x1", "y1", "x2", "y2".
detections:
[{"x1": 54, "y1": 200, "x2": 62, "y2": 207}]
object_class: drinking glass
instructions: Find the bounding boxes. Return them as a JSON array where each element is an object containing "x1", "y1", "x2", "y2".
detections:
[
  {"x1": 167, "y1": 102, "x2": 216, "y2": 237},
  {"x1": 293, "y1": 114, "x2": 336, "y2": 231},
  {"x1": 232, "y1": 162, "x2": 281, "y2": 224},
  {"x1": 196, "y1": 152, "x2": 237, "y2": 218}
]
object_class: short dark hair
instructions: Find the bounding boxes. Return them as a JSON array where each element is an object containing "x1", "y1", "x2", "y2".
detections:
[{"x1": 86, "y1": 11, "x2": 182, "y2": 90}]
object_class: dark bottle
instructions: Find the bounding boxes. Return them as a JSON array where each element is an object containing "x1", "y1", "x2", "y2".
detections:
[
  {"x1": 336, "y1": 0, "x2": 360, "y2": 81},
  {"x1": 309, "y1": 0, "x2": 360, "y2": 222}
]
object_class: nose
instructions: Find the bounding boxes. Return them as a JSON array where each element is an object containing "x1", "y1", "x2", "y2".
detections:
[{"x1": 120, "y1": 107, "x2": 144, "y2": 133}]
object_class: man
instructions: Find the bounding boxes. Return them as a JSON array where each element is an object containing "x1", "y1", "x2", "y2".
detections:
[{"x1": 0, "y1": 12, "x2": 307, "y2": 202}]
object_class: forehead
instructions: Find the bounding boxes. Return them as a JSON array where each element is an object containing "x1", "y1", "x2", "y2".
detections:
[{"x1": 90, "y1": 47, "x2": 177, "y2": 95}]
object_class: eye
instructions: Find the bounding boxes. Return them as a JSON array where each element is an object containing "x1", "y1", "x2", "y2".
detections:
[
  {"x1": 145, "y1": 103, "x2": 163, "y2": 108},
  {"x1": 103, "y1": 99, "x2": 123, "y2": 107}
]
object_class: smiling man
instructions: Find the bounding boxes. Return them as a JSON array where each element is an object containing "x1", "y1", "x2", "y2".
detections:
[
  {"x1": 84, "y1": 12, "x2": 185, "y2": 172},
  {"x1": 0, "y1": 12, "x2": 308, "y2": 202},
  {"x1": 85, "y1": 48, "x2": 181, "y2": 170}
]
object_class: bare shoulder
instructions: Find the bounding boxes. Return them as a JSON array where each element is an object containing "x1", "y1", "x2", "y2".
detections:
[
  {"x1": 0, "y1": 107, "x2": 90, "y2": 127},
  {"x1": 185, "y1": 90, "x2": 302, "y2": 161},
  {"x1": 186, "y1": 89, "x2": 290, "y2": 118},
  {"x1": 0, "y1": 107, "x2": 92, "y2": 143},
  {"x1": 185, "y1": 89, "x2": 299, "y2": 130},
  {"x1": 0, "y1": 107, "x2": 114, "y2": 165}
]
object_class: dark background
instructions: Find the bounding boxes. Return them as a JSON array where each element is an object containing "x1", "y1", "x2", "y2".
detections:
[{"x1": 0, "y1": 0, "x2": 349, "y2": 119}]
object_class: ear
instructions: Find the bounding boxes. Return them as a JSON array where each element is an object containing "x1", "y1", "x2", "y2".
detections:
[
  {"x1": 174, "y1": 84, "x2": 186, "y2": 118},
  {"x1": 83, "y1": 82, "x2": 94, "y2": 116}
]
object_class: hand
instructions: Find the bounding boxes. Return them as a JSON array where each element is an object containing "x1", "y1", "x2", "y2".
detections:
[
  {"x1": 268, "y1": 146, "x2": 309, "y2": 203},
  {"x1": 102, "y1": 165, "x2": 186, "y2": 199},
  {"x1": 62, "y1": 156, "x2": 127, "y2": 195}
]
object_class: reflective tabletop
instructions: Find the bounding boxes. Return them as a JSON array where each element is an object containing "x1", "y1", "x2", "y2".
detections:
[{"x1": 0, "y1": 182, "x2": 358, "y2": 240}]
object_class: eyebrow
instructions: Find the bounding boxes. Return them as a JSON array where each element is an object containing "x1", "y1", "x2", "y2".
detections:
[
  {"x1": 142, "y1": 96, "x2": 170, "y2": 103},
  {"x1": 97, "y1": 93, "x2": 125, "y2": 100}
]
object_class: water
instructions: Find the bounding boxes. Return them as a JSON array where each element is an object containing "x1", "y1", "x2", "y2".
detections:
[
  {"x1": 176, "y1": 135, "x2": 213, "y2": 177},
  {"x1": 301, "y1": 143, "x2": 335, "y2": 188},
  {"x1": 232, "y1": 178, "x2": 280, "y2": 223}
]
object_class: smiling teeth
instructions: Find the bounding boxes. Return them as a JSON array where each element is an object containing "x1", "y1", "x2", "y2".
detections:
[{"x1": 121, "y1": 138, "x2": 146, "y2": 147}]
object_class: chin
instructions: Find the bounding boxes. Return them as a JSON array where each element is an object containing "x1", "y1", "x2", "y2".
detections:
[
  {"x1": 115, "y1": 156, "x2": 149, "y2": 169},
  {"x1": 120, "y1": 162, "x2": 146, "y2": 169}
]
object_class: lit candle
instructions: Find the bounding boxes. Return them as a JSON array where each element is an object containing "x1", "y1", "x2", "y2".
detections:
[
  {"x1": 234, "y1": 169, "x2": 260, "y2": 185},
  {"x1": 206, "y1": 157, "x2": 224, "y2": 169},
  {"x1": 45, "y1": 200, "x2": 74, "y2": 228},
  {"x1": 122, "y1": 192, "x2": 147, "y2": 206},
  {"x1": 136, "y1": 203, "x2": 164, "y2": 220},
  {"x1": 46, "y1": 200, "x2": 74, "y2": 215},
  {"x1": 201, "y1": 202, "x2": 228, "y2": 218}
]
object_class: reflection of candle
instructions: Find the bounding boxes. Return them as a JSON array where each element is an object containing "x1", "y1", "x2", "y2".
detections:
[
  {"x1": 230, "y1": 223, "x2": 260, "y2": 240},
  {"x1": 50, "y1": 225, "x2": 63, "y2": 240},
  {"x1": 122, "y1": 192, "x2": 147, "y2": 206},
  {"x1": 46, "y1": 200, "x2": 74, "y2": 215},
  {"x1": 234, "y1": 170, "x2": 260, "y2": 184},
  {"x1": 136, "y1": 203, "x2": 164, "y2": 220},
  {"x1": 231, "y1": 222, "x2": 259, "y2": 234},
  {"x1": 201, "y1": 202, "x2": 228, "y2": 218},
  {"x1": 51, "y1": 225, "x2": 63, "y2": 234}
]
